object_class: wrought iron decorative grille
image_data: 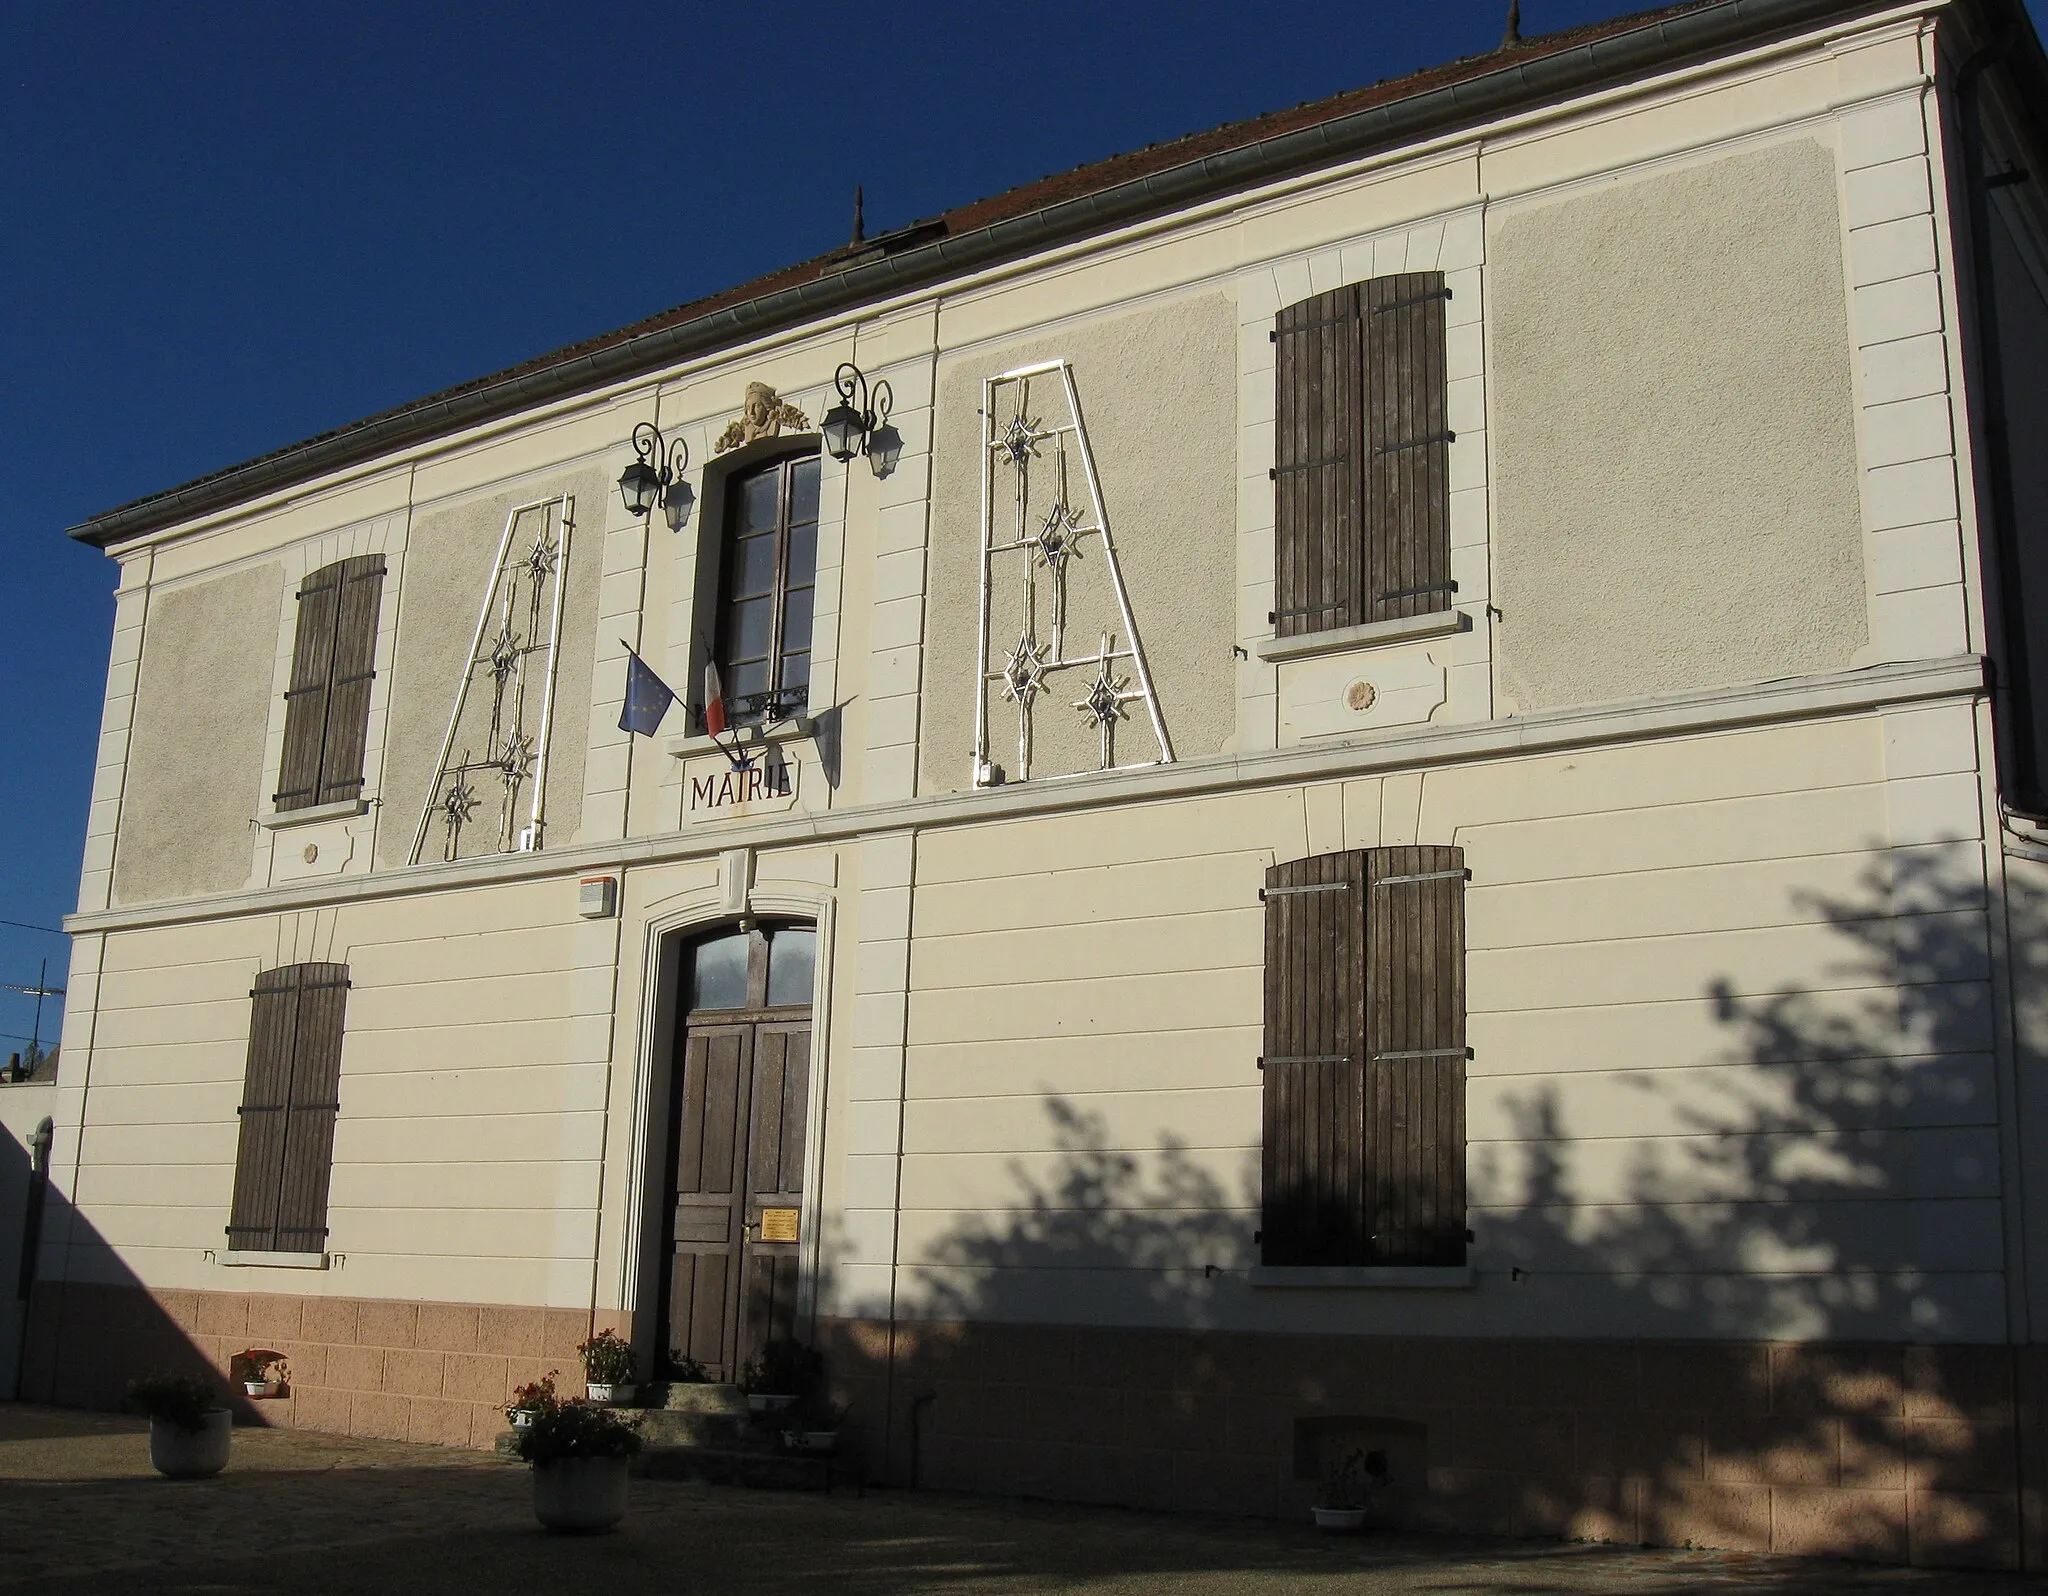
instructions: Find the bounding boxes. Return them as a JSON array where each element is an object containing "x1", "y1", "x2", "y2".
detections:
[
  {"x1": 410, "y1": 495, "x2": 574, "y2": 863},
  {"x1": 972, "y1": 359, "x2": 1172, "y2": 787}
]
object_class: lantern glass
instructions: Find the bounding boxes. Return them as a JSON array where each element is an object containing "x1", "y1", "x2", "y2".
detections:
[
  {"x1": 866, "y1": 423, "x2": 905, "y2": 480},
  {"x1": 662, "y1": 480, "x2": 696, "y2": 532},
  {"x1": 617, "y1": 459, "x2": 662, "y2": 516},
  {"x1": 820, "y1": 401, "x2": 864, "y2": 463}
]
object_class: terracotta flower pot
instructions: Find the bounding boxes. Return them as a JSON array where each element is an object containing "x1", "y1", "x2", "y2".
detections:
[
  {"x1": 149, "y1": 1410, "x2": 232, "y2": 1479},
  {"x1": 532, "y1": 1455, "x2": 630, "y2": 1532}
]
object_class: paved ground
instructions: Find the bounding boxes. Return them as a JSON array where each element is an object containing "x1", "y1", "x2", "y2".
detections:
[{"x1": 1, "y1": 1404, "x2": 2042, "y2": 1595}]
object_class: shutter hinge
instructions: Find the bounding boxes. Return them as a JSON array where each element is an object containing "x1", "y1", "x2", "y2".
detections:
[
  {"x1": 1253, "y1": 1230, "x2": 1262, "y2": 1245},
  {"x1": 1370, "y1": 1048, "x2": 1473, "y2": 1061},
  {"x1": 1370, "y1": 286, "x2": 1454, "y2": 312},
  {"x1": 1376, "y1": 581, "x2": 1458, "y2": 605},
  {"x1": 1260, "y1": 881, "x2": 1352, "y2": 900},
  {"x1": 1265, "y1": 1053, "x2": 1354, "y2": 1064},
  {"x1": 1269, "y1": 329, "x2": 1277, "y2": 342},
  {"x1": 1374, "y1": 868, "x2": 1471, "y2": 886},
  {"x1": 1373, "y1": 430, "x2": 1455, "y2": 456}
]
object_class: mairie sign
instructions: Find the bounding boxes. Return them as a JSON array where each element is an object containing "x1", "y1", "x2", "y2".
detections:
[{"x1": 685, "y1": 751, "x2": 800, "y2": 817}]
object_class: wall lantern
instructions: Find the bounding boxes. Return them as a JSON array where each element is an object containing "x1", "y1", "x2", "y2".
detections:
[
  {"x1": 821, "y1": 361, "x2": 901, "y2": 477},
  {"x1": 617, "y1": 422, "x2": 695, "y2": 530}
]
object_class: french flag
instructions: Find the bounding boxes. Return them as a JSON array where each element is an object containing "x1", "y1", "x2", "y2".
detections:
[{"x1": 702, "y1": 661, "x2": 729, "y2": 738}]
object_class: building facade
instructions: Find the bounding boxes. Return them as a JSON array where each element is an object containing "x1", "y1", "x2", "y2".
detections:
[{"x1": 21, "y1": 0, "x2": 2048, "y2": 1568}]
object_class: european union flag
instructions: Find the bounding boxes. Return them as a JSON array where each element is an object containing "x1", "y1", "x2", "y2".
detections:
[{"x1": 619, "y1": 647, "x2": 677, "y2": 736}]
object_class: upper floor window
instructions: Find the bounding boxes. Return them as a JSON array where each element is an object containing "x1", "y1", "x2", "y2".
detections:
[
  {"x1": 716, "y1": 454, "x2": 818, "y2": 726},
  {"x1": 275, "y1": 555, "x2": 385, "y2": 811},
  {"x1": 1272, "y1": 274, "x2": 1453, "y2": 639}
]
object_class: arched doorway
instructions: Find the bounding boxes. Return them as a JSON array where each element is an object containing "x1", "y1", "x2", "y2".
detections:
[{"x1": 656, "y1": 920, "x2": 815, "y2": 1381}]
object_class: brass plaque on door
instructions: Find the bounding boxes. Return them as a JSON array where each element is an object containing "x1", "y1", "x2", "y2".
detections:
[{"x1": 759, "y1": 1207, "x2": 800, "y2": 1243}]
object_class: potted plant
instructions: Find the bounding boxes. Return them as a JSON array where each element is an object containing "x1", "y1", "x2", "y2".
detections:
[
  {"x1": 661, "y1": 1350, "x2": 709, "y2": 1384},
  {"x1": 577, "y1": 1330, "x2": 637, "y2": 1404},
  {"x1": 740, "y1": 1337, "x2": 822, "y2": 1413},
  {"x1": 514, "y1": 1400, "x2": 643, "y2": 1532},
  {"x1": 1311, "y1": 1447, "x2": 1388, "y2": 1531},
  {"x1": 505, "y1": 1369, "x2": 560, "y2": 1430},
  {"x1": 231, "y1": 1348, "x2": 289, "y2": 1399},
  {"x1": 126, "y1": 1374, "x2": 232, "y2": 1480}
]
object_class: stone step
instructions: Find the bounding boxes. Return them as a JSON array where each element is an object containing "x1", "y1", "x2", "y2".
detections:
[
  {"x1": 635, "y1": 1410, "x2": 752, "y2": 1449},
  {"x1": 657, "y1": 1381, "x2": 751, "y2": 1415}
]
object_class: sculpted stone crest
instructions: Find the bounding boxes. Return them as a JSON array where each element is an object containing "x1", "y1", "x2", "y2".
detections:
[{"x1": 714, "y1": 382, "x2": 812, "y2": 453}]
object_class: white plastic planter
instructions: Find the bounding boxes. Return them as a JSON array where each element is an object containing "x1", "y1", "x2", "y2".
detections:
[
  {"x1": 149, "y1": 1410, "x2": 232, "y2": 1479},
  {"x1": 1310, "y1": 1506, "x2": 1368, "y2": 1532},
  {"x1": 585, "y1": 1383, "x2": 634, "y2": 1405},
  {"x1": 531, "y1": 1455, "x2": 630, "y2": 1532}
]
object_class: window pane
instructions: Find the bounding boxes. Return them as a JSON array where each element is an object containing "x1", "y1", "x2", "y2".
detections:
[
  {"x1": 733, "y1": 533, "x2": 777, "y2": 599},
  {"x1": 740, "y1": 470, "x2": 780, "y2": 532},
  {"x1": 778, "y1": 652, "x2": 811, "y2": 690},
  {"x1": 785, "y1": 522, "x2": 817, "y2": 587},
  {"x1": 789, "y1": 459, "x2": 820, "y2": 526},
  {"x1": 766, "y1": 927, "x2": 815, "y2": 1006},
  {"x1": 780, "y1": 588, "x2": 813, "y2": 653},
  {"x1": 730, "y1": 596, "x2": 772, "y2": 660},
  {"x1": 689, "y1": 931, "x2": 749, "y2": 1010},
  {"x1": 730, "y1": 658, "x2": 770, "y2": 700}
]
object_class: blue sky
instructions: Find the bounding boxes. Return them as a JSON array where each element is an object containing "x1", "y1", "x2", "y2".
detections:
[{"x1": 2, "y1": 0, "x2": 2041, "y2": 1051}]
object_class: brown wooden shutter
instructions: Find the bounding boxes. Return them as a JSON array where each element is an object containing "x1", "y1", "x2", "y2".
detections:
[
  {"x1": 1363, "y1": 845, "x2": 1467, "y2": 1265},
  {"x1": 225, "y1": 963, "x2": 348, "y2": 1254},
  {"x1": 1364, "y1": 273, "x2": 1454, "y2": 623},
  {"x1": 1272, "y1": 289, "x2": 1364, "y2": 639},
  {"x1": 275, "y1": 962, "x2": 348, "y2": 1253},
  {"x1": 274, "y1": 557, "x2": 384, "y2": 811},
  {"x1": 1260, "y1": 850, "x2": 1367, "y2": 1264},
  {"x1": 316, "y1": 558, "x2": 385, "y2": 805}
]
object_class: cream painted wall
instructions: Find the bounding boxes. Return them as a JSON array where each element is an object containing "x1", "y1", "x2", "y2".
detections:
[
  {"x1": 111, "y1": 563, "x2": 283, "y2": 905},
  {"x1": 921, "y1": 294, "x2": 1238, "y2": 793},
  {"x1": 1488, "y1": 138, "x2": 1869, "y2": 712},
  {"x1": 872, "y1": 707, "x2": 2002, "y2": 1343},
  {"x1": 375, "y1": 465, "x2": 607, "y2": 868}
]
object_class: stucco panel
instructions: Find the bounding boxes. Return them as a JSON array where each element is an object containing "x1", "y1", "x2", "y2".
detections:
[
  {"x1": 922, "y1": 294, "x2": 1237, "y2": 793},
  {"x1": 376, "y1": 466, "x2": 606, "y2": 867},
  {"x1": 112, "y1": 563, "x2": 282, "y2": 905},
  {"x1": 1489, "y1": 139, "x2": 1867, "y2": 711}
]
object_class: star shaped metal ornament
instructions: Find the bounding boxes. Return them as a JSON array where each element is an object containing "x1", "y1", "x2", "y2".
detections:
[
  {"x1": 497, "y1": 731, "x2": 536, "y2": 783},
  {"x1": 997, "y1": 412, "x2": 1046, "y2": 467},
  {"x1": 1075, "y1": 662, "x2": 1130, "y2": 728},
  {"x1": 487, "y1": 621, "x2": 523, "y2": 682},
  {"x1": 1034, "y1": 499, "x2": 1084, "y2": 573},
  {"x1": 521, "y1": 532, "x2": 559, "y2": 583},
  {"x1": 1000, "y1": 632, "x2": 1051, "y2": 706},
  {"x1": 440, "y1": 775, "x2": 479, "y2": 829}
]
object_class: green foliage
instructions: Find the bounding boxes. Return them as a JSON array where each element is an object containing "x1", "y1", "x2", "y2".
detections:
[
  {"x1": 576, "y1": 1330, "x2": 636, "y2": 1385},
  {"x1": 662, "y1": 1350, "x2": 709, "y2": 1383},
  {"x1": 1319, "y1": 1447, "x2": 1388, "y2": 1510},
  {"x1": 513, "y1": 1400, "x2": 644, "y2": 1463},
  {"x1": 125, "y1": 1374, "x2": 222, "y2": 1434},
  {"x1": 739, "y1": 1337, "x2": 823, "y2": 1397}
]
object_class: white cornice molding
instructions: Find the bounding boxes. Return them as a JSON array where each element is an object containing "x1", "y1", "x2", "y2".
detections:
[{"x1": 65, "y1": 655, "x2": 1985, "y2": 935}]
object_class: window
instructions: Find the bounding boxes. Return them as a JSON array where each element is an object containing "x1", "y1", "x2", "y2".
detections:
[
  {"x1": 226, "y1": 962, "x2": 348, "y2": 1255},
  {"x1": 1272, "y1": 274, "x2": 1454, "y2": 638},
  {"x1": 1260, "y1": 846, "x2": 1467, "y2": 1266},
  {"x1": 714, "y1": 454, "x2": 818, "y2": 725},
  {"x1": 275, "y1": 556, "x2": 385, "y2": 811}
]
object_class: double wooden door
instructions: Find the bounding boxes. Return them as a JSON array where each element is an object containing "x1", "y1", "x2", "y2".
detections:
[{"x1": 664, "y1": 1013, "x2": 810, "y2": 1381}]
